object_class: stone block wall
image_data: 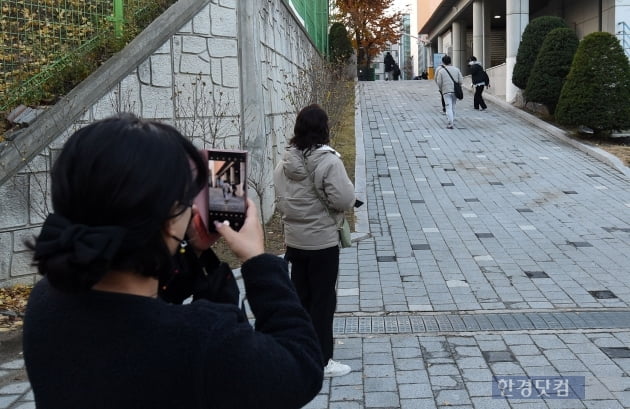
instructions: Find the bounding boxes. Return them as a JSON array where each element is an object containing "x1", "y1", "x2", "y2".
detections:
[{"x1": 0, "y1": 0, "x2": 321, "y2": 287}]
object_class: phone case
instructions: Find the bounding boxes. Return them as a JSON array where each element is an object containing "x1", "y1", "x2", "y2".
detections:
[{"x1": 194, "y1": 149, "x2": 248, "y2": 232}]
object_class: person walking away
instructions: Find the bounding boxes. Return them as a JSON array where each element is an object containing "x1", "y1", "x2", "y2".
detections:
[
  {"x1": 384, "y1": 52, "x2": 395, "y2": 81},
  {"x1": 221, "y1": 179, "x2": 231, "y2": 201},
  {"x1": 435, "y1": 55, "x2": 464, "y2": 129},
  {"x1": 468, "y1": 56, "x2": 490, "y2": 110},
  {"x1": 23, "y1": 114, "x2": 324, "y2": 409},
  {"x1": 274, "y1": 104, "x2": 356, "y2": 377},
  {"x1": 393, "y1": 63, "x2": 401, "y2": 81}
]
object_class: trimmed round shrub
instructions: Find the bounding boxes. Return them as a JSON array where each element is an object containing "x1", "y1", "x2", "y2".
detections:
[
  {"x1": 524, "y1": 28, "x2": 579, "y2": 113},
  {"x1": 512, "y1": 16, "x2": 568, "y2": 89},
  {"x1": 329, "y1": 23, "x2": 353, "y2": 65},
  {"x1": 555, "y1": 32, "x2": 630, "y2": 133}
]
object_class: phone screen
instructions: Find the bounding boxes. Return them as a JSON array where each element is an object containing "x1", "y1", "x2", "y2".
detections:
[{"x1": 195, "y1": 149, "x2": 247, "y2": 232}]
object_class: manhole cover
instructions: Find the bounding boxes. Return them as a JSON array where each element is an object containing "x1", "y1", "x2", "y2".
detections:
[
  {"x1": 483, "y1": 351, "x2": 516, "y2": 363},
  {"x1": 411, "y1": 244, "x2": 431, "y2": 250},
  {"x1": 377, "y1": 256, "x2": 396, "y2": 262},
  {"x1": 600, "y1": 347, "x2": 630, "y2": 358},
  {"x1": 569, "y1": 241, "x2": 593, "y2": 248},
  {"x1": 525, "y1": 271, "x2": 549, "y2": 279},
  {"x1": 589, "y1": 290, "x2": 617, "y2": 299}
]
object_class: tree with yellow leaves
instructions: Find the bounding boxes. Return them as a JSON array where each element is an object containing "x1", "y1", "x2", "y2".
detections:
[{"x1": 334, "y1": 0, "x2": 401, "y2": 80}]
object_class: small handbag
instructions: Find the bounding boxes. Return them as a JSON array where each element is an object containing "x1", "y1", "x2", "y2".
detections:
[
  {"x1": 304, "y1": 156, "x2": 353, "y2": 248},
  {"x1": 339, "y1": 217, "x2": 352, "y2": 248}
]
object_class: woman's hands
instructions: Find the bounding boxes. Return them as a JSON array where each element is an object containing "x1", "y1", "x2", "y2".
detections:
[{"x1": 214, "y1": 198, "x2": 264, "y2": 263}]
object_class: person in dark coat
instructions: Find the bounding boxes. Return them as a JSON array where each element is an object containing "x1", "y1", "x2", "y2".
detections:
[
  {"x1": 468, "y1": 56, "x2": 490, "y2": 110},
  {"x1": 23, "y1": 114, "x2": 324, "y2": 409},
  {"x1": 393, "y1": 63, "x2": 401, "y2": 80},
  {"x1": 384, "y1": 52, "x2": 395, "y2": 81}
]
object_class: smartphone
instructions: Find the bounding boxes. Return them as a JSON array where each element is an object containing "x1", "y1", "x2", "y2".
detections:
[{"x1": 194, "y1": 149, "x2": 247, "y2": 232}]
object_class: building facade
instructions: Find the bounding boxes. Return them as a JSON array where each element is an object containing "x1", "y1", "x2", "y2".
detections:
[{"x1": 417, "y1": 0, "x2": 630, "y2": 102}]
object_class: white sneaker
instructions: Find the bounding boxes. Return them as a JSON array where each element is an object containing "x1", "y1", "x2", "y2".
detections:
[{"x1": 324, "y1": 359, "x2": 351, "y2": 377}]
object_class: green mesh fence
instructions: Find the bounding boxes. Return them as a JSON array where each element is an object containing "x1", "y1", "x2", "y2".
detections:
[
  {"x1": 288, "y1": 0, "x2": 328, "y2": 54},
  {"x1": 0, "y1": 0, "x2": 165, "y2": 112}
]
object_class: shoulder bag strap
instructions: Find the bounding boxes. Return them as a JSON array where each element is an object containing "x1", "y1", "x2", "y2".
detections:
[{"x1": 442, "y1": 65, "x2": 459, "y2": 85}]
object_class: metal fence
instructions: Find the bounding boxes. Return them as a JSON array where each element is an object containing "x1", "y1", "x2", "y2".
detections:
[
  {"x1": 288, "y1": 0, "x2": 328, "y2": 54},
  {"x1": 0, "y1": 0, "x2": 164, "y2": 112}
]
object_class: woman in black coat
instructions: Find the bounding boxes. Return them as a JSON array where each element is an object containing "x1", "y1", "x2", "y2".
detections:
[{"x1": 469, "y1": 56, "x2": 490, "y2": 110}]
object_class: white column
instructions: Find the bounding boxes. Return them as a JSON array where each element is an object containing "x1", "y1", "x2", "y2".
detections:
[
  {"x1": 506, "y1": 0, "x2": 529, "y2": 102},
  {"x1": 483, "y1": 3, "x2": 491, "y2": 68},
  {"x1": 452, "y1": 20, "x2": 466, "y2": 70},
  {"x1": 437, "y1": 35, "x2": 444, "y2": 53},
  {"x1": 473, "y1": 0, "x2": 491, "y2": 67},
  {"x1": 410, "y1": 3, "x2": 419, "y2": 78},
  {"x1": 473, "y1": 1, "x2": 484, "y2": 62}
]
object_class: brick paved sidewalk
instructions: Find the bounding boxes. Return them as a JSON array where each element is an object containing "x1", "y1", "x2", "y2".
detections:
[{"x1": 2, "y1": 80, "x2": 630, "y2": 409}]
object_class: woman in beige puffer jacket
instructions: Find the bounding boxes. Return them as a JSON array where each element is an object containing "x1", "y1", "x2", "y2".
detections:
[{"x1": 273, "y1": 104, "x2": 355, "y2": 377}]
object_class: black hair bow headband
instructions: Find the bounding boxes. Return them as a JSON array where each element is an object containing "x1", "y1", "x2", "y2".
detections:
[{"x1": 35, "y1": 213, "x2": 126, "y2": 265}]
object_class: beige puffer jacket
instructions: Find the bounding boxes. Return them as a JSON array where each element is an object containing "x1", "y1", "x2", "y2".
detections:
[{"x1": 273, "y1": 145, "x2": 355, "y2": 250}]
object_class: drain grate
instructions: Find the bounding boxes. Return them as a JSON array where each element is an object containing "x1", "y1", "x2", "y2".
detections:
[{"x1": 332, "y1": 310, "x2": 630, "y2": 335}]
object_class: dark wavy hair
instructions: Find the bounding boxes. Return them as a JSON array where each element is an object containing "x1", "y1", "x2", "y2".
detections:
[
  {"x1": 289, "y1": 104, "x2": 330, "y2": 151},
  {"x1": 33, "y1": 113, "x2": 207, "y2": 292}
]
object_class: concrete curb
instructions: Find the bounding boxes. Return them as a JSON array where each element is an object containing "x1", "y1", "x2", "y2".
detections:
[
  {"x1": 352, "y1": 82, "x2": 371, "y2": 243},
  {"x1": 480, "y1": 89, "x2": 630, "y2": 178}
]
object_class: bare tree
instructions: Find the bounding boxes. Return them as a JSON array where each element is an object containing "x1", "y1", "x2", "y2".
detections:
[
  {"x1": 247, "y1": 141, "x2": 274, "y2": 243},
  {"x1": 174, "y1": 74, "x2": 240, "y2": 148},
  {"x1": 284, "y1": 58, "x2": 354, "y2": 137}
]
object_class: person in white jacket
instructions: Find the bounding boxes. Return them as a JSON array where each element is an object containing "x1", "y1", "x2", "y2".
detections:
[
  {"x1": 274, "y1": 104, "x2": 356, "y2": 377},
  {"x1": 435, "y1": 55, "x2": 464, "y2": 129}
]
